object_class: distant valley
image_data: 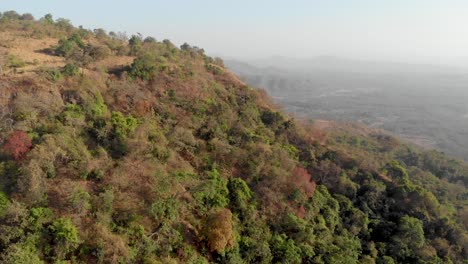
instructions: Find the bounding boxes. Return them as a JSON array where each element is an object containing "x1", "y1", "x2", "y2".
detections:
[{"x1": 226, "y1": 57, "x2": 468, "y2": 160}]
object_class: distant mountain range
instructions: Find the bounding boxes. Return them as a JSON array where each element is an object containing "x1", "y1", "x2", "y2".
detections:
[{"x1": 226, "y1": 55, "x2": 468, "y2": 74}]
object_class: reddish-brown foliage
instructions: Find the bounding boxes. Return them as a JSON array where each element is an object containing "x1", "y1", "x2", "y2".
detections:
[
  {"x1": 296, "y1": 205, "x2": 307, "y2": 219},
  {"x1": 134, "y1": 100, "x2": 153, "y2": 116},
  {"x1": 292, "y1": 167, "x2": 316, "y2": 198},
  {"x1": 3, "y1": 130, "x2": 32, "y2": 161}
]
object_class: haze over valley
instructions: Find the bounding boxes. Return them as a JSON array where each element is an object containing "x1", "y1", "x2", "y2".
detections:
[{"x1": 227, "y1": 57, "x2": 468, "y2": 160}]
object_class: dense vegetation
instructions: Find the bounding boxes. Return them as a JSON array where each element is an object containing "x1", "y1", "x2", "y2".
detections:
[{"x1": 0, "y1": 11, "x2": 466, "y2": 263}]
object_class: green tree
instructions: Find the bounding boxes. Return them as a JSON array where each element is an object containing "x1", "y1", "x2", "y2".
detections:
[
  {"x1": 128, "y1": 53, "x2": 168, "y2": 80},
  {"x1": 128, "y1": 34, "x2": 143, "y2": 55},
  {"x1": 43, "y1": 13, "x2": 54, "y2": 24},
  {"x1": 0, "y1": 191, "x2": 10, "y2": 216},
  {"x1": 228, "y1": 177, "x2": 253, "y2": 215},
  {"x1": 270, "y1": 233, "x2": 302, "y2": 264},
  {"x1": 49, "y1": 218, "x2": 80, "y2": 259},
  {"x1": 111, "y1": 111, "x2": 138, "y2": 138},
  {"x1": 20, "y1": 13, "x2": 34, "y2": 21},
  {"x1": 390, "y1": 215, "x2": 425, "y2": 260},
  {"x1": 143, "y1": 36, "x2": 157, "y2": 43},
  {"x1": 2, "y1": 11, "x2": 21, "y2": 20},
  {"x1": 1, "y1": 242, "x2": 43, "y2": 264},
  {"x1": 383, "y1": 160, "x2": 410, "y2": 184},
  {"x1": 55, "y1": 34, "x2": 84, "y2": 58},
  {"x1": 68, "y1": 188, "x2": 91, "y2": 214},
  {"x1": 62, "y1": 63, "x2": 80, "y2": 76},
  {"x1": 193, "y1": 167, "x2": 229, "y2": 209}
]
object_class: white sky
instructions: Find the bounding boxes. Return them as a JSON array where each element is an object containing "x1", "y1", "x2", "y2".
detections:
[{"x1": 3, "y1": 0, "x2": 468, "y2": 65}]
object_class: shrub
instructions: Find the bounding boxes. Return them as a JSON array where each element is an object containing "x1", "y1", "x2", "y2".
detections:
[
  {"x1": 193, "y1": 168, "x2": 229, "y2": 209},
  {"x1": 55, "y1": 39, "x2": 79, "y2": 58},
  {"x1": 87, "y1": 45, "x2": 111, "y2": 61},
  {"x1": 154, "y1": 223, "x2": 184, "y2": 256},
  {"x1": 54, "y1": 34, "x2": 109, "y2": 67},
  {"x1": 149, "y1": 198, "x2": 178, "y2": 225},
  {"x1": 86, "y1": 169, "x2": 104, "y2": 181},
  {"x1": 205, "y1": 63, "x2": 223, "y2": 75},
  {"x1": 29, "y1": 207, "x2": 53, "y2": 229},
  {"x1": 59, "y1": 104, "x2": 84, "y2": 123},
  {"x1": 68, "y1": 188, "x2": 91, "y2": 214},
  {"x1": 87, "y1": 92, "x2": 108, "y2": 119},
  {"x1": 111, "y1": 112, "x2": 138, "y2": 138},
  {"x1": 7, "y1": 55, "x2": 27, "y2": 69},
  {"x1": 55, "y1": 34, "x2": 85, "y2": 58},
  {"x1": 1, "y1": 242, "x2": 43, "y2": 264},
  {"x1": 0, "y1": 191, "x2": 10, "y2": 216},
  {"x1": 151, "y1": 146, "x2": 171, "y2": 161},
  {"x1": 62, "y1": 63, "x2": 80, "y2": 76},
  {"x1": 44, "y1": 68, "x2": 63, "y2": 81},
  {"x1": 128, "y1": 53, "x2": 168, "y2": 80},
  {"x1": 50, "y1": 218, "x2": 80, "y2": 259}
]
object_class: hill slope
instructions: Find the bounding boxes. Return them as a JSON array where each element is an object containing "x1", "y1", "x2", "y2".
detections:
[{"x1": 0, "y1": 11, "x2": 466, "y2": 263}]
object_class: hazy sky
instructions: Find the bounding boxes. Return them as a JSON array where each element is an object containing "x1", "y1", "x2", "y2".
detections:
[{"x1": 3, "y1": 0, "x2": 468, "y2": 63}]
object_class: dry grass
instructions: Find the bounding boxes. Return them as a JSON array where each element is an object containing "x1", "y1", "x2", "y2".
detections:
[
  {"x1": 0, "y1": 31, "x2": 65, "y2": 72},
  {"x1": 0, "y1": 30, "x2": 134, "y2": 77},
  {"x1": 312, "y1": 119, "x2": 337, "y2": 130},
  {"x1": 91, "y1": 55, "x2": 134, "y2": 69},
  {"x1": 399, "y1": 134, "x2": 437, "y2": 149}
]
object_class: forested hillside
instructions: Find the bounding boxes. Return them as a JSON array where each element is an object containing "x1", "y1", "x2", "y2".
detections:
[{"x1": 0, "y1": 11, "x2": 466, "y2": 263}]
